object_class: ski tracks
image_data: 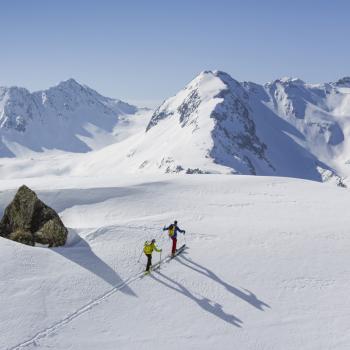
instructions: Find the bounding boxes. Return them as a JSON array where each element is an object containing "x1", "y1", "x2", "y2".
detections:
[
  {"x1": 8, "y1": 247, "x2": 187, "y2": 350},
  {"x1": 7, "y1": 272, "x2": 143, "y2": 350}
]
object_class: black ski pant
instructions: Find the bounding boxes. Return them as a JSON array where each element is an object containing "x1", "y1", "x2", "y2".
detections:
[{"x1": 145, "y1": 254, "x2": 152, "y2": 271}]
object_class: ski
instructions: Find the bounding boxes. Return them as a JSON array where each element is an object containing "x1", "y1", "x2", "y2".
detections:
[
  {"x1": 151, "y1": 258, "x2": 168, "y2": 271},
  {"x1": 141, "y1": 255, "x2": 171, "y2": 277},
  {"x1": 170, "y1": 244, "x2": 187, "y2": 259},
  {"x1": 142, "y1": 245, "x2": 187, "y2": 276}
]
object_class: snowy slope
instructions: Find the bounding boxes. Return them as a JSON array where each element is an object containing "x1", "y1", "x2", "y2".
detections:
[
  {"x1": 247, "y1": 77, "x2": 350, "y2": 177},
  {"x1": 0, "y1": 79, "x2": 141, "y2": 157},
  {"x1": 0, "y1": 175, "x2": 349, "y2": 349}
]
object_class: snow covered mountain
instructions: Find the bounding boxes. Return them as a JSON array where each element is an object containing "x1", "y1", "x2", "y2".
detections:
[
  {"x1": 86, "y1": 70, "x2": 349, "y2": 184},
  {"x1": 1, "y1": 72, "x2": 350, "y2": 185},
  {"x1": 0, "y1": 79, "x2": 139, "y2": 157},
  {"x1": 144, "y1": 71, "x2": 273, "y2": 175}
]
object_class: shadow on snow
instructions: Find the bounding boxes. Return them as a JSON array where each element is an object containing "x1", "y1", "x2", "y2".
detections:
[
  {"x1": 151, "y1": 270, "x2": 243, "y2": 327},
  {"x1": 178, "y1": 253, "x2": 270, "y2": 311},
  {"x1": 52, "y1": 231, "x2": 136, "y2": 297}
]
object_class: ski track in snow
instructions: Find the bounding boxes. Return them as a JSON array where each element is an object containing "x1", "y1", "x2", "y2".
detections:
[
  {"x1": 7, "y1": 249, "x2": 183, "y2": 350},
  {"x1": 8, "y1": 270, "x2": 144, "y2": 350}
]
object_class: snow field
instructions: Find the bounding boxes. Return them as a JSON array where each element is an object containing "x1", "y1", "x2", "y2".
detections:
[{"x1": 1, "y1": 175, "x2": 350, "y2": 349}]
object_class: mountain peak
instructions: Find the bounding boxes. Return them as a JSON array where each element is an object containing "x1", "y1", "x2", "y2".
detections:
[
  {"x1": 55, "y1": 78, "x2": 84, "y2": 91},
  {"x1": 0, "y1": 77, "x2": 140, "y2": 155},
  {"x1": 269, "y1": 77, "x2": 305, "y2": 86},
  {"x1": 194, "y1": 70, "x2": 238, "y2": 84}
]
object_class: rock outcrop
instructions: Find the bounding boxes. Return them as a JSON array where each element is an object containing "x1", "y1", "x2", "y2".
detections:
[{"x1": 0, "y1": 185, "x2": 68, "y2": 247}]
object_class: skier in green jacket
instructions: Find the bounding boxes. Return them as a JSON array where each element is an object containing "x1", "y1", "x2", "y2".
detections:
[{"x1": 143, "y1": 239, "x2": 162, "y2": 273}]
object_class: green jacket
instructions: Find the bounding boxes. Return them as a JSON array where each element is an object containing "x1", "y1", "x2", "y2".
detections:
[{"x1": 143, "y1": 242, "x2": 161, "y2": 255}]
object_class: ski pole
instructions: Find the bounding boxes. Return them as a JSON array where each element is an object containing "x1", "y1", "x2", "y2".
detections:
[
  {"x1": 159, "y1": 251, "x2": 162, "y2": 270},
  {"x1": 137, "y1": 250, "x2": 143, "y2": 263}
]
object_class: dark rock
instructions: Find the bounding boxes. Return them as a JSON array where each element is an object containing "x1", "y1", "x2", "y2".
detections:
[
  {"x1": 9, "y1": 229, "x2": 34, "y2": 246},
  {"x1": 0, "y1": 185, "x2": 68, "y2": 247},
  {"x1": 186, "y1": 168, "x2": 211, "y2": 174}
]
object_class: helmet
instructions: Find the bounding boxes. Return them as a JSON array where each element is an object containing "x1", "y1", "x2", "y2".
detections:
[
  {"x1": 174, "y1": 220, "x2": 178, "y2": 225},
  {"x1": 151, "y1": 239, "x2": 156, "y2": 243}
]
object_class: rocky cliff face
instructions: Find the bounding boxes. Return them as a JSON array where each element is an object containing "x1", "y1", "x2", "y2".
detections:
[{"x1": 208, "y1": 72, "x2": 273, "y2": 175}]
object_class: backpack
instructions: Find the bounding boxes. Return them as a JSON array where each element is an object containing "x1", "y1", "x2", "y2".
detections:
[
  {"x1": 143, "y1": 241, "x2": 152, "y2": 254},
  {"x1": 168, "y1": 225, "x2": 175, "y2": 237}
]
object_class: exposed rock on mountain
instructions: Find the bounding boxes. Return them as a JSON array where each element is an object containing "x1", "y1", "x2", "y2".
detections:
[{"x1": 334, "y1": 77, "x2": 350, "y2": 87}]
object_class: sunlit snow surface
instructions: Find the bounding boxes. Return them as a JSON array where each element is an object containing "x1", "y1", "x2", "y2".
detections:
[{"x1": 0, "y1": 175, "x2": 349, "y2": 350}]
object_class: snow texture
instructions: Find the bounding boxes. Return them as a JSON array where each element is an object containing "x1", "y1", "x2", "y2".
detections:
[{"x1": 0, "y1": 174, "x2": 349, "y2": 350}]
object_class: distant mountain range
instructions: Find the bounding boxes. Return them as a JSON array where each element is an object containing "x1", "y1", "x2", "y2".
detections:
[
  {"x1": 1, "y1": 72, "x2": 350, "y2": 184},
  {"x1": 0, "y1": 79, "x2": 139, "y2": 157}
]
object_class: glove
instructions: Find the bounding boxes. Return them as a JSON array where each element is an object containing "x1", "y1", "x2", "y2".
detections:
[
  {"x1": 160, "y1": 249, "x2": 163, "y2": 252},
  {"x1": 183, "y1": 230, "x2": 186, "y2": 234}
]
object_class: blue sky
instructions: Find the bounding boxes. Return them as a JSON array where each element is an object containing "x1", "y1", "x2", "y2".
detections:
[{"x1": 0, "y1": 0, "x2": 349, "y2": 106}]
